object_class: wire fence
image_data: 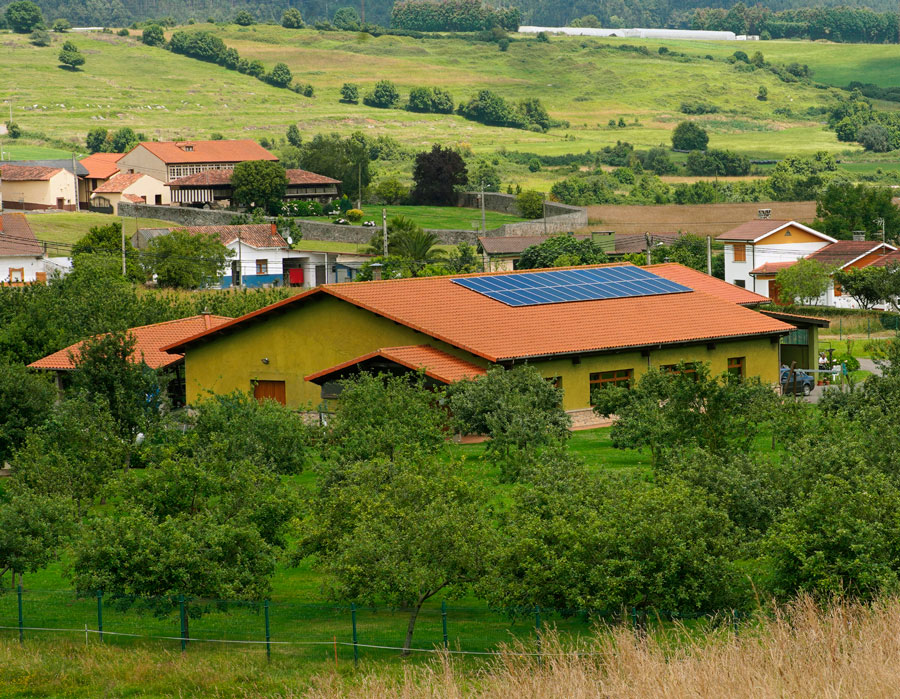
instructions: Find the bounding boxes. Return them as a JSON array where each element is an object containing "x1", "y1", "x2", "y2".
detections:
[{"x1": 0, "y1": 587, "x2": 741, "y2": 662}]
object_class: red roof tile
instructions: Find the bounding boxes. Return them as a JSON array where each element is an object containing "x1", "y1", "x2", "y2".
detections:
[
  {"x1": 750, "y1": 261, "x2": 797, "y2": 275},
  {"x1": 134, "y1": 140, "x2": 277, "y2": 165},
  {"x1": 867, "y1": 250, "x2": 900, "y2": 268},
  {"x1": 648, "y1": 263, "x2": 770, "y2": 305},
  {"x1": 166, "y1": 167, "x2": 340, "y2": 187},
  {"x1": 28, "y1": 314, "x2": 232, "y2": 371},
  {"x1": 79, "y1": 152, "x2": 123, "y2": 180},
  {"x1": 93, "y1": 171, "x2": 146, "y2": 193},
  {"x1": 164, "y1": 264, "x2": 794, "y2": 362},
  {"x1": 122, "y1": 193, "x2": 146, "y2": 203},
  {"x1": 806, "y1": 240, "x2": 896, "y2": 267},
  {"x1": 479, "y1": 234, "x2": 590, "y2": 255},
  {"x1": 305, "y1": 345, "x2": 487, "y2": 384},
  {"x1": 0, "y1": 165, "x2": 62, "y2": 181},
  {"x1": 285, "y1": 169, "x2": 341, "y2": 185},
  {"x1": 0, "y1": 213, "x2": 42, "y2": 257},
  {"x1": 165, "y1": 224, "x2": 287, "y2": 249},
  {"x1": 717, "y1": 220, "x2": 834, "y2": 243}
]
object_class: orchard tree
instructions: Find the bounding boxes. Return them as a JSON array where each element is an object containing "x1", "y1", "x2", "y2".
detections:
[
  {"x1": 773, "y1": 259, "x2": 833, "y2": 305},
  {"x1": 0, "y1": 361, "x2": 55, "y2": 464},
  {"x1": 447, "y1": 365, "x2": 570, "y2": 481},
  {"x1": 5, "y1": 1, "x2": 43, "y2": 33},
  {"x1": 324, "y1": 372, "x2": 449, "y2": 464},
  {"x1": 71, "y1": 221, "x2": 143, "y2": 282},
  {"x1": 143, "y1": 230, "x2": 232, "y2": 289},
  {"x1": 593, "y1": 363, "x2": 778, "y2": 467},
  {"x1": 302, "y1": 453, "x2": 493, "y2": 654},
  {"x1": 411, "y1": 144, "x2": 467, "y2": 205},
  {"x1": 518, "y1": 234, "x2": 609, "y2": 269},
  {"x1": 833, "y1": 266, "x2": 891, "y2": 310},
  {"x1": 70, "y1": 452, "x2": 296, "y2": 635},
  {"x1": 672, "y1": 121, "x2": 709, "y2": 151},
  {"x1": 231, "y1": 160, "x2": 288, "y2": 214},
  {"x1": 0, "y1": 488, "x2": 73, "y2": 586},
  {"x1": 58, "y1": 40, "x2": 85, "y2": 70}
]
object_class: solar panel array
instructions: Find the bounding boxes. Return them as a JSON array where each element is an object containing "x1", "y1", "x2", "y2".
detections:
[{"x1": 452, "y1": 267, "x2": 692, "y2": 307}]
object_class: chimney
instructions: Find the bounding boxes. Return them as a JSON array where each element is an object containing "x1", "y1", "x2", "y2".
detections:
[
  {"x1": 758, "y1": 209, "x2": 772, "y2": 220},
  {"x1": 852, "y1": 231, "x2": 866, "y2": 242},
  {"x1": 271, "y1": 222, "x2": 277, "y2": 237},
  {"x1": 201, "y1": 309, "x2": 211, "y2": 329},
  {"x1": 370, "y1": 263, "x2": 383, "y2": 281}
]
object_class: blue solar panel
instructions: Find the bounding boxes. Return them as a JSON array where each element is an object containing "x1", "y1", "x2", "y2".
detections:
[{"x1": 452, "y1": 267, "x2": 692, "y2": 307}]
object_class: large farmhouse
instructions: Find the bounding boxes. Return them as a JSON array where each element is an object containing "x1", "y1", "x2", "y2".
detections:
[
  {"x1": 116, "y1": 139, "x2": 277, "y2": 183},
  {"x1": 162, "y1": 263, "x2": 820, "y2": 422}
]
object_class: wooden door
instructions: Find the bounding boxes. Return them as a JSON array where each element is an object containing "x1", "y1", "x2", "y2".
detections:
[
  {"x1": 253, "y1": 380, "x2": 286, "y2": 405},
  {"x1": 768, "y1": 281, "x2": 784, "y2": 306}
]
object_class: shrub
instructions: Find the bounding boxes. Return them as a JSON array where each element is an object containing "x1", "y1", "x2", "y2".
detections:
[
  {"x1": 346, "y1": 208, "x2": 363, "y2": 222},
  {"x1": 407, "y1": 86, "x2": 454, "y2": 114},
  {"x1": 363, "y1": 80, "x2": 400, "y2": 109},
  {"x1": 498, "y1": 37, "x2": 509, "y2": 51},
  {"x1": 375, "y1": 178, "x2": 408, "y2": 205},
  {"x1": 29, "y1": 28, "x2": 50, "y2": 45},
  {"x1": 266, "y1": 62, "x2": 292, "y2": 88},
  {"x1": 672, "y1": 121, "x2": 709, "y2": 151},
  {"x1": 340, "y1": 83, "x2": 359, "y2": 103},
  {"x1": 516, "y1": 190, "x2": 544, "y2": 219},
  {"x1": 758, "y1": 85, "x2": 768, "y2": 101},
  {"x1": 528, "y1": 158, "x2": 541, "y2": 172},
  {"x1": 51, "y1": 18, "x2": 70, "y2": 32},
  {"x1": 536, "y1": 31, "x2": 549, "y2": 42},
  {"x1": 116, "y1": 27, "x2": 129, "y2": 36},
  {"x1": 680, "y1": 101, "x2": 719, "y2": 115},
  {"x1": 332, "y1": 6, "x2": 361, "y2": 31},
  {"x1": 5, "y1": 121, "x2": 21, "y2": 139},
  {"x1": 58, "y1": 39, "x2": 85, "y2": 69},
  {"x1": 141, "y1": 24, "x2": 165, "y2": 46},
  {"x1": 281, "y1": 8, "x2": 304, "y2": 28},
  {"x1": 233, "y1": 10, "x2": 254, "y2": 26}
]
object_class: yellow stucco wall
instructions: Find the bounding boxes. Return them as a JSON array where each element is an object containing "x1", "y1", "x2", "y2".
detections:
[
  {"x1": 182, "y1": 295, "x2": 784, "y2": 412},
  {"x1": 759, "y1": 225, "x2": 827, "y2": 246}
]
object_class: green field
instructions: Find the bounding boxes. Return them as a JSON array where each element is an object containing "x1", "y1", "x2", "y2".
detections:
[
  {"x1": 312, "y1": 205, "x2": 528, "y2": 231},
  {"x1": 0, "y1": 143, "x2": 72, "y2": 160},
  {"x1": 0, "y1": 26, "x2": 881, "y2": 174},
  {"x1": 25, "y1": 212, "x2": 179, "y2": 251}
]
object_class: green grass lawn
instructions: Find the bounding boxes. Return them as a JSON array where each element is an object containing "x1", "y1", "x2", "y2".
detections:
[
  {"x1": 25, "y1": 212, "x2": 176, "y2": 251},
  {"x1": 291, "y1": 239, "x2": 369, "y2": 253},
  {"x1": 0, "y1": 143, "x2": 73, "y2": 160},
  {"x1": 0, "y1": 26, "x2": 874, "y2": 183},
  {"x1": 317, "y1": 205, "x2": 528, "y2": 232}
]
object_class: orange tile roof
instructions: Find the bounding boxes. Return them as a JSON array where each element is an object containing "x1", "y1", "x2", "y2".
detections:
[
  {"x1": 0, "y1": 213, "x2": 42, "y2": 257},
  {"x1": 305, "y1": 345, "x2": 487, "y2": 384},
  {"x1": 164, "y1": 264, "x2": 794, "y2": 362},
  {"x1": 867, "y1": 250, "x2": 900, "y2": 268},
  {"x1": 647, "y1": 263, "x2": 770, "y2": 305},
  {"x1": 28, "y1": 314, "x2": 231, "y2": 371},
  {"x1": 134, "y1": 140, "x2": 277, "y2": 165},
  {"x1": 285, "y1": 169, "x2": 341, "y2": 185},
  {"x1": 0, "y1": 164, "x2": 61, "y2": 181},
  {"x1": 806, "y1": 240, "x2": 896, "y2": 267},
  {"x1": 750, "y1": 261, "x2": 796, "y2": 275},
  {"x1": 93, "y1": 171, "x2": 146, "y2": 193},
  {"x1": 166, "y1": 167, "x2": 340, "y2": 187},
  {"x1": 162, "y1": 224, "x2": 287, "y2": 249},
  {"x1": 80, "y1": 152, "x2": 123, "y2": 180}
]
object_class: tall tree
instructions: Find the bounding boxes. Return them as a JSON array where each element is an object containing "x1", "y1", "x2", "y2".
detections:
[
  {"x1": 4, "y1": 1, "x2": 43, "y2": 33},
  {"x1": 72, "y1": 222, "x2": 143, "y2": 282},
  {"x1": 773, "y1": 259, "x2": 833, "y2": 306},
  {"x1": 230, "y1": 160, "x2": 288, "y2": 214},
  {"x1": 411, "y1": 144, "x2": 467, "y2": 205},
  {"x1": 815, "y1": 183, "x2": 900, "y2": 241},
  {"x1": 143, "y1": 230, "x2": 232, "y2": 289},
  {"x1": 0, "y1": 361, "x2": 55, "y2": 465}
]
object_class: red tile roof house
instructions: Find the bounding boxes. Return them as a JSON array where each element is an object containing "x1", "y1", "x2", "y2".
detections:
[
  {"x1": 132, "y1": 223, "x2": 370, "y2": 289},
  {"x1": 162, "y1": 263, "x2": 829, "y2": 426},
  {"x1": 0, "y1": 212, "x2": 56, "y2": 284},
  {"x1": 28, "y1": 314, "x2": 231, "y2": 404},
  {"x1": 79, "y1": 152, "x2": 125, "y2": 207},
  {"x1": 747, "y1": 239, "x2": 897, "y2": 308},
  {"x1": 166, "y1": 168, "x2": 341, "y2": 207},
  {"x1": 90, "y1": 171, "x2": 169, "y2": 213},
  {"x1": 0, "y1": 164, "x2": 79, "y2": 210}
]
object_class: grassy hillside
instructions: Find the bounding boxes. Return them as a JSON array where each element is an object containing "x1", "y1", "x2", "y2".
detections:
[{"x1": 0, "y1": 27, "x2": 867, "y2": 162}]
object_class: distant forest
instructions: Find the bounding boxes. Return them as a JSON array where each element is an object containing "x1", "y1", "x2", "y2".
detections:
[{"x1": 14, "y1": 0, "x2": 900, "y2": 39}]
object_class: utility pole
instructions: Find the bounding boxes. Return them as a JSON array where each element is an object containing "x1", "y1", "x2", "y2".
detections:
[
  {"x1": 237, "y1": 229, "x2": 242, "y2": 287},
  {"x1": 121, "y1": 216, "x2": 126, "y2": 276},
  {"x1": 72, "y1": 153, "x2": 80, "y2": 212},
  {"x1": 876, "y1": 217, "x2": 886, "y2": 250},
  {"x1": 706, "y1": 235, "x2": 712, "y2": 275},
  {"x1": 382, "y1": 208, "x2": 388, "y2": 257},
  {"x1": 645, "y1": 233, "x2": 652, "y2": 265},
  {"x1": 542, "y1": 196, "x2": 548, "y2": 236},
  {"x1": 357, "y1": 162, "x2": 361, "y2": 211},
  {"x1": 480, "y1": 181, "x2": 486, "y2": 236}
]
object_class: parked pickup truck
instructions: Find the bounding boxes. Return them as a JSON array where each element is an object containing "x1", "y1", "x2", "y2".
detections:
[{"x1": 780, "y1": 367, "x2": 815, "y2": 396}]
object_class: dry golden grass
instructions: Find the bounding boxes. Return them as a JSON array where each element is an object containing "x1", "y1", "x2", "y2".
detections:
[
  {"x1": 308, "y1": 597, "x2": 900, "y2": 699},
  {"x1": 4, "y1": 598, "x2": 900, "y2": 697},
  {"x1": 585, "y1": 200, "x2": 819, "y2": 234}
]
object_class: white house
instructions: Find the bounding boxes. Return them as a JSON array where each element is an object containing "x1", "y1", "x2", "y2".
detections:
[
  {"x1": 717, "y1": 215, "x2": 836, "y2": 299},
  {"x1": 0, "y1": 212, "x2": 70, "y2": 284},
  {"x1": 133, "y1": 224, "x2": 370, "y2": 288},
  {"x1": 90, "y1": 171, "x2": 169, "y2": 212}
]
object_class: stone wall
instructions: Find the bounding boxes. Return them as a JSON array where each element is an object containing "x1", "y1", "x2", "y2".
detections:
[
  {"x1": 118, "y1": 202, "x2": 241, "y2": 226},
  {"x1": 120, "y1": 194, "x2": 588, "y2": 245}
]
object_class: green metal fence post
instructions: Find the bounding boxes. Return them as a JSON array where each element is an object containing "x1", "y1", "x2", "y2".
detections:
[
  {"x1": 351, "y1": 603, "x2": 358, "y2": 667},
  {"x1": 179, "y1": 594, "x2": 187, "y2": 652},
  {"x1": 97, "y1": 590, "x2": 103, "y2": 643},
  {"x1": 441, "y1": 600, "x2": 448, "y2": 650},
  {"x1": 264, "y1": 600, "x2": 271, "y2": 662},
  {"x1": 16, "y1": 584, "x2": 23, "y2": 644}
]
